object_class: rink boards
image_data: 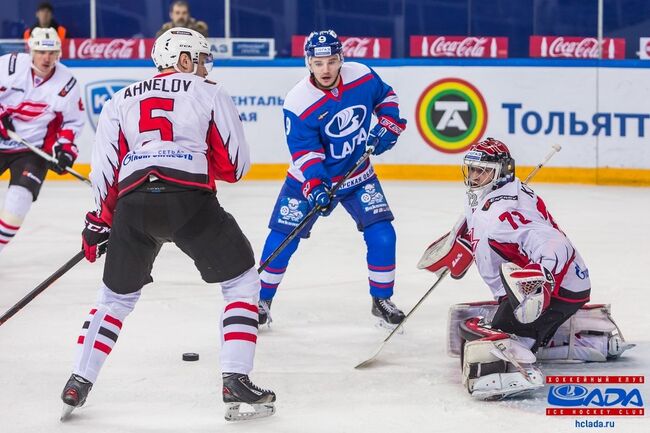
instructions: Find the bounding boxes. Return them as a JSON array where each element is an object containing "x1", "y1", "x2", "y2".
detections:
[{"x1": 3, "y1": 59, "x2": 650, "y2": 186}]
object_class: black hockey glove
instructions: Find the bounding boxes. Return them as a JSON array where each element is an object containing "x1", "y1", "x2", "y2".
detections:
[{"x1": 50, "y1": 141, "x2": 79, "y2": 175}]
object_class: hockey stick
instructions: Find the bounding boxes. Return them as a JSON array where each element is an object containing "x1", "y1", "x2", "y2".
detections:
[
  {"x1": 523, "y1": 144, "x2": 561, "y2": 184},
  {"x1": 354, "y1": 144, "x2": 563, "y2": 369},
  {"x1": 0, "y1": 238, "x2": 109, "y2": 327},
  {"x1": 7, "y1": 130, "x2": 92, "y2": 187},
  {"x1": 0, "y1": 250, "x2": 84, "y2": 326},
  {"x1": 355, "y1": 269, "x2": 450, "y2": 368},
  {"x1": 257, "y1": 146, "x2": 375, "y2": 273}
]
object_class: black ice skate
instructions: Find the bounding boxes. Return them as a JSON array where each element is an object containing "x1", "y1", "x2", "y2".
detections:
[
  {"x1": 60, "y1": 374, "x2": 93, "y2": 421},
  {"x1": 371, "y1": 297, "x2": 405, "y2": 330},
  {"x1": 222, "y1": 373, "x2": 276, "y2": 421},
  {"x1": 258, "y1": 299, "x2": 273, "y2": 326}
]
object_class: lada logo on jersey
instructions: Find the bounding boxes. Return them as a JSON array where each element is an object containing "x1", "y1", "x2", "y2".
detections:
[
  {"x1": 416, "y1": 78, "x2": 487, "y2": 154},
  {"x1": 325, "y1": 105, "x2": 366, "y2": 138},
  {"x1": 84, "y1": 80, "x2": 135, "y2": 130}
]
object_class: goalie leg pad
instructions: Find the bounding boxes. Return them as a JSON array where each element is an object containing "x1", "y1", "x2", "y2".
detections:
[
  {"x1": 536, "y1": 304, "x2": 635, "y2": 362},
  {"x1": 447, "y1": 301, "x2": 499, "y2": 357},
  {"x1": 462, "y1": 328, "x2": 544, "y2": 399}
]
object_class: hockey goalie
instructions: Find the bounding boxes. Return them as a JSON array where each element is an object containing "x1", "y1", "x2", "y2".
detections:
[{"x1": 418, "y1": 138, "x2": 634, "y2": 400}]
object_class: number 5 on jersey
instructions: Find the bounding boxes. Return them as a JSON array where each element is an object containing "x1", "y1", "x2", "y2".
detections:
[{"x1": 139, "y1": 97, "x2": 174, "y2": 141}]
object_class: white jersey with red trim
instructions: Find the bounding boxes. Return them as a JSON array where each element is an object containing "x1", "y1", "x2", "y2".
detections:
[
  {"x1": 464, "y1": 178, "x2": 591, "y2": 303},
  {"x1": 0, "y1": 53, "x2": 84, "y2": 153},
  {"x1": 90, "y1": 71, "x2": 250, "y2": 225}
]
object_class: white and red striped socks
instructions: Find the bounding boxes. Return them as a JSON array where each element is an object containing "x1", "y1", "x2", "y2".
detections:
[
  {"x1": 220, "y1": 267, "x2": 260, "y2": 374},
  {"x1": 0, "y1": 217, "x2": 19, "y2": 252},
  {"x1": 0, "y1": 185, "x2": 33, "y2": 253},
  {"x1": 72, "y1": 285, "x2": 140, "y2": 383}
]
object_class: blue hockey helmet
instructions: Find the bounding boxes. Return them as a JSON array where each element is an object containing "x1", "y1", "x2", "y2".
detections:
[{"x1": 304, "y1": 30, "x2": 343, "y2": 58}]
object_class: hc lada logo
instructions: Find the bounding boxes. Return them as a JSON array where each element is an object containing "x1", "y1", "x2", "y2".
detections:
[
  {"x1": 84, "y1": 80, "x2": 135, "y2": 130},
  {"x1": 325, "y1": 105, "x2": 366, "y2": 138},
  {"x1": 415, "y1": 78, "x2": 487, "y2": 153}
]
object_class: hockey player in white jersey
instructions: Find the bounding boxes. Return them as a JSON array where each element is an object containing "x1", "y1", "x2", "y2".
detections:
[
  {"x1": 420, "y1": 138, "x2": 633, "y2": 399},
  {"x1": 59, "y1": 28, "x2": 275, "y2": 422},
  {"x1": 0, "y1": 28, "x2": 84, "y2": 254}
]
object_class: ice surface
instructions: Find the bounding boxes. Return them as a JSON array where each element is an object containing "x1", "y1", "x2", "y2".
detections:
[{"x1": 0, "y1": 180, "x2": 648, "y2": 432}]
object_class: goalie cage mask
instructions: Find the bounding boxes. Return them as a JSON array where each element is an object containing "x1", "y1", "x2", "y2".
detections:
[{"x1": 462, "y1": 138, "x2": 515, "y2": 198}]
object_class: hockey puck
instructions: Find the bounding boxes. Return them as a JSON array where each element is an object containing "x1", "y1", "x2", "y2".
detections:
[{"x1": 182, "y1": 352, "x2": 199, "y2": 362}]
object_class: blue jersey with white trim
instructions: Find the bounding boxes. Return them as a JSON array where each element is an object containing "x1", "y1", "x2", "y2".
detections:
[{"x1": 282, "y1": 62, "x2": 400, "y2": 187}]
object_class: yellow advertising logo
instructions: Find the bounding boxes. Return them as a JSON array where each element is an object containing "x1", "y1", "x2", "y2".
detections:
[{"x1": 415, "y1": 78, "x2": 487, "y2": 153}]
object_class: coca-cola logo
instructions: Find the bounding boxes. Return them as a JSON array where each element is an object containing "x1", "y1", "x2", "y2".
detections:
[
  {"x1": 74, "y1": 39, "x2": 139, "y2": 59},
  {"x1": 429, "y1": 37, "x2": 488, "y2": 57},
  {"x1": 341, "y1": 38, "x2": 371, "y2": 57},
  {"x1": 548, "y1": 37, "x2": 601, "y2": 58}
]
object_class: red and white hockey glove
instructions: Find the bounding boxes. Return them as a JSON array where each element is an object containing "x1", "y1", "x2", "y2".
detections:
[
  {"x1": 50, "y1": 139, "x2": 79, "y2": 175},
  {"x1": 0, "y1": 106, "x2": 14, "y2": 140},
  {"x1": 500, "y1": 262, "x2": 554, "y2": 324},
  {"x1": 82, "y1": 211, "x2": 110, "y2": 263}
]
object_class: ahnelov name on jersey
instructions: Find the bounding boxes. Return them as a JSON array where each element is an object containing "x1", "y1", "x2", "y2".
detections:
[{"x1": 90, "y1": 72, "x2": 250, "y2": 225}]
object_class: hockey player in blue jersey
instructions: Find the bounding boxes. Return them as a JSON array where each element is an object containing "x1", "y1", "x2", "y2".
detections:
[{"x1": 258, "y1": 30, "x2": 407, "y2": 328}]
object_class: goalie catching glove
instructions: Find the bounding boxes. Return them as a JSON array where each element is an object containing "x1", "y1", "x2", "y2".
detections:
[{"x1": 500, "y1": 262, "x2": 554, "y2": 324}]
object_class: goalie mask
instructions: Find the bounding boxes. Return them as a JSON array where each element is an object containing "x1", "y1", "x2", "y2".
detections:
[
  {"x1": 462, "y1": 138, "x2": 515, "y2": 206},
  {"x1": 152, "y1": 27, "x2": 213, "y2": 74}
]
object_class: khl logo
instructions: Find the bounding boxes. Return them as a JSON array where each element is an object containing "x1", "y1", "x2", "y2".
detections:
[
  {"x1": 415, "y1": 78, "x2": 487, "y2": 154},
  {"x1": 325, "y1": 105, "x2": 366, "y2": 138},
  {"x1": 548, "y1": 385, "x2": 643, "y2": 407},
  {"x1": 84, "y1": 80, "x2": 135, "y2": 130}
]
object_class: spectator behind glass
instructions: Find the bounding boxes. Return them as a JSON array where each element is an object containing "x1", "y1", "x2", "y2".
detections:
[
  {"x1": 23, "y1": 2, "x2": 67, "y2": 43},
  {"x1": 156, "y1": 1, "x2": 208, "y2": 38}
]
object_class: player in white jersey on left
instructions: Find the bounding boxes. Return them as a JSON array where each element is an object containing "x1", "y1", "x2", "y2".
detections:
[
  {"x1": 0, "y1": 28, "x2": 84, "y2": 255},
  {"x1": 420, "y1": 138, "x2": 634, "y2": 399},
  {"x1": 59, "y1": 28, "x2": 275, "y2": 422}
]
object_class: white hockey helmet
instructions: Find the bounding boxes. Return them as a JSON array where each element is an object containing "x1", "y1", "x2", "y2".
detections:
[
  {"x1": 152, "y1": 27, "x2": 212, "y2": 73},
  {"x1": 28, "y1": 27, "x2": 62, "y2": 53}
]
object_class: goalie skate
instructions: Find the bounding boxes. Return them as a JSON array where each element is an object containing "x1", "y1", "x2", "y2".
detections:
[{"x1": 223, "y1": 373, "x2": 276, "y2": 421}]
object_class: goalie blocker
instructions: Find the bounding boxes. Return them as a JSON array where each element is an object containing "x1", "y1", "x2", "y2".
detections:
[{"x1": 416, "y1": 216, "x2": 473, "y2": 279}]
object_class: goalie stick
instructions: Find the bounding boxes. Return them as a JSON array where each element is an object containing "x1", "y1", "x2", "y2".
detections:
[
  {"x1": 354, "y1": 144, "x2": 563, "y2": 369},
  {"x1": 7, "y1": 130, "x2": 92, "y2": 187}
]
